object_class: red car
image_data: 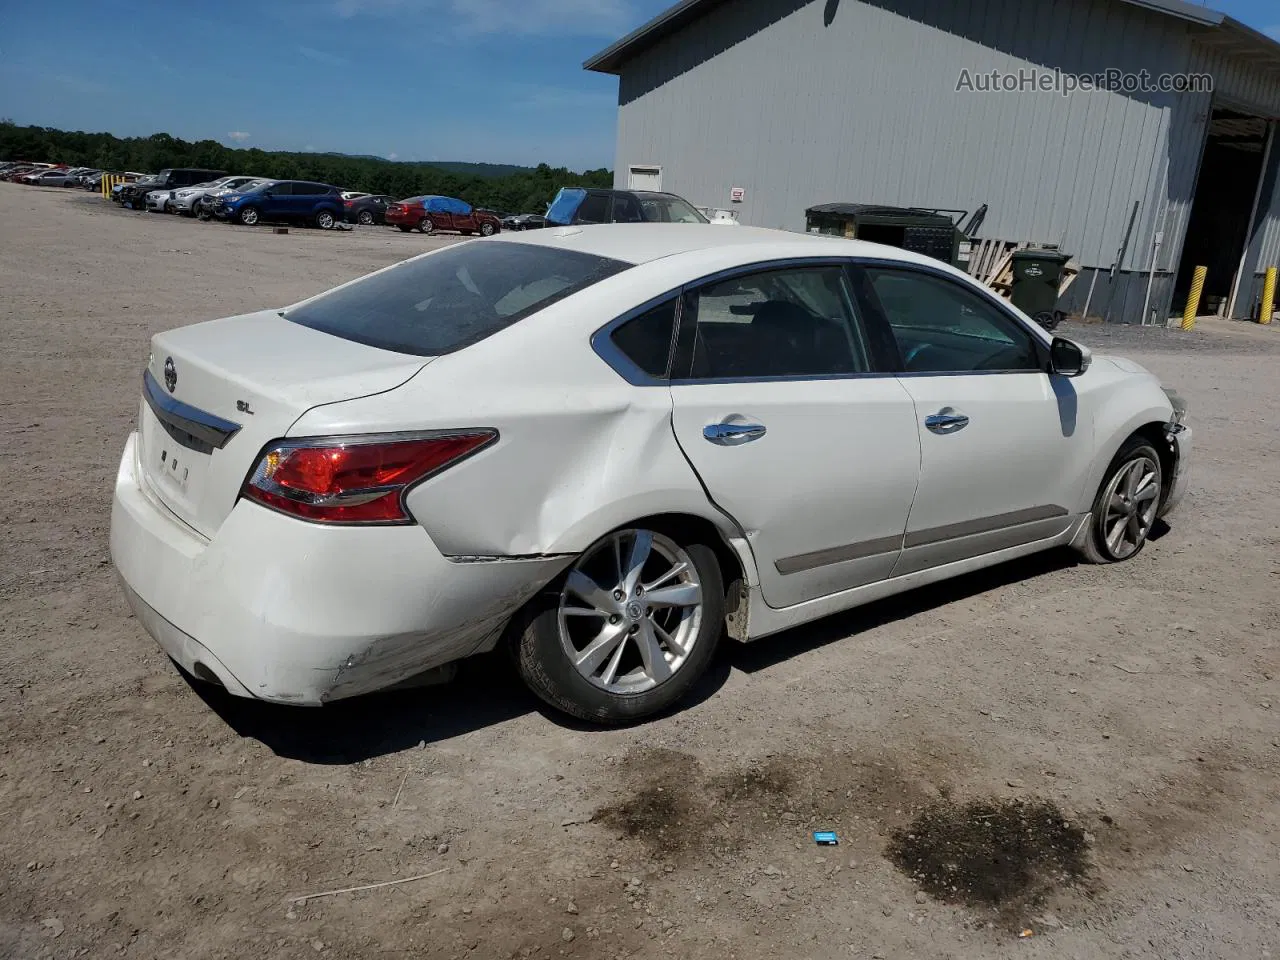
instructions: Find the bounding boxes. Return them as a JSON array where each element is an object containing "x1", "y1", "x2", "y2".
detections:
[{"x1": 384, "y1": 195, "x2": 500, "y2": 236}]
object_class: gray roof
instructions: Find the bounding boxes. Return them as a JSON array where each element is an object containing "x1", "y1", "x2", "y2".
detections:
[{"x1": 584, "y1": 0, "x2": 1280, "y2": 76}]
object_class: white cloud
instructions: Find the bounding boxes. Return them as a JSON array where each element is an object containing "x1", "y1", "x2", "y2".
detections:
[
  {"x1": 297, "y1": 45, "x2": 349, "y2": 67},
  {"x1": 387, "y1": 152, "x2": 399, "y2": 160},
  {"x1": 507, "y1": 83, "x2": 616, "y2": 110},
  {"x1": 304, "y1": 144, "x2": 317, "y2": 152},
  {"x1": 452, "y1": 0, "x2": 632, "y2": 36},
  {"x1": 227, "y1": 131, "x2": 250, "y2": 142},
  {"x1": 333, "y1": 0, "x2": 633, "y2": 36}
]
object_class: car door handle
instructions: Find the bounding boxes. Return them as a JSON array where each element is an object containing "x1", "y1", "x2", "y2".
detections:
[
  {"x1": 703, "y1": 421, "x2": 767, "y2": 445},
  {"x1": 924, "y1": 412, "x2": 970, "y2": 434}
]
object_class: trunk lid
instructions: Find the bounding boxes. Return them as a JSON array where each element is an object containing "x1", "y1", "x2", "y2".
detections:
[{"x1": 137, "y1": 309, "x2": 430, "y2": 538}]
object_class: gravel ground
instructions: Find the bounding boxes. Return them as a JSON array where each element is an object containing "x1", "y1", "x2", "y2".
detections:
[{"x1": 2, "y1": 185, "x2": 1278, "y2": 960}]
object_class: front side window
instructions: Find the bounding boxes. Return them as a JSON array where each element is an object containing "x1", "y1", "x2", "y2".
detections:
[
  {"x1": 612, "y1": 194, "x2": 643, "y2": 223},
  {"x1": 636, "y1": 193, "x2": 708, "y2": 224},
  {"x1": 862, "y1": 267, "x2": 1041, "y2": 373},
  {"x1": 285, "y1": 242, "x2": 629, "y2": 356},
  {"x1": 685, "y1": 266, "x2": 871, "y2": 379}
]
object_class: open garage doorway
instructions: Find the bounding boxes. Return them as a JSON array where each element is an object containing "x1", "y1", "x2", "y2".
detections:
[{"x1": 1173, "y1": 108, "x2": 1272, "y2": 317}]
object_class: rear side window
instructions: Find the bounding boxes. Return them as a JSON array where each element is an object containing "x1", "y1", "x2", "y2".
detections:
[
  {"x1": 285, "y1": 242, "x2": 630, "y2": 356},
  {"x1": 610, "y1": 300, "x2": 676, "y2": 378},
  {"x1": 272, "y1": 182, "x2": 295, "y2": 195},
  {"x1": 686, "y1": 266, "x2": 871, "y2": 379},
  {"x1": 576, "y1": 193, "x2": 611, "y2": 224}
]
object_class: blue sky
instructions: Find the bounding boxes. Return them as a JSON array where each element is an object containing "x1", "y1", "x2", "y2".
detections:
[{"x1": 0, "y1": 0, "x2": 1276, "y2": 172}]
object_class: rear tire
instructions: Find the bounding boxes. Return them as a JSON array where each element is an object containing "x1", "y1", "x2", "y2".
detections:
[
  {"x1": 357, "y1": 210, "x2": 374, "y2": 225},
  {"x1": 316, "y1": 209, "x2": 336, "y2": 230},
  {"x1": 1076, "y1": 436, "x2": 1163, "y2": 564},
  {"x1": 419, "y1": 217, "x2": 434, "y2": 234},
  {"x1": 514, "y1": 528, "x2": 724, "y2": 724}
]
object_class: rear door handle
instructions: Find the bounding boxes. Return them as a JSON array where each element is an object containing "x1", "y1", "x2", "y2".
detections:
[
  {"x1": 704, "y1": 421, "x2": 767, "y2": 445},
  {"x1": 924, "y1": 412, "x2": 970, "y2": 434}
]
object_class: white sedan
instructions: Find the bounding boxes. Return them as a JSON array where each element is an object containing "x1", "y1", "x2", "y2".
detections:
[{"x1": 110, "y1": 225, "x2": 1190, "y2": 722}]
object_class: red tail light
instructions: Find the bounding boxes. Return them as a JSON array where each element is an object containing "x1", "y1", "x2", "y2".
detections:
[
  {"x1": 242, "y1": 432, "x2": 497, "y2": 524},
  {"x1": 343, "y1": 200, "x2": 353, "y2": 207}
]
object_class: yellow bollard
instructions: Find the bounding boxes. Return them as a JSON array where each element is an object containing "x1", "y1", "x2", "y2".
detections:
[
  {"x1": 1181, "y1": 265, "x2": 1207, "y2": 330},
  {"x1": 1261, "y1": 266, "x2": 1277, "y2": 325}
]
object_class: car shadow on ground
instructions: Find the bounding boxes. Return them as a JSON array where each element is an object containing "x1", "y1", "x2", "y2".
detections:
[
  {"x1": 195, "y1": 547, "x2": 1085, "y2": 763},
  {"x1": 726, "y1": 547, "x2": 1080, "y2": 675}
]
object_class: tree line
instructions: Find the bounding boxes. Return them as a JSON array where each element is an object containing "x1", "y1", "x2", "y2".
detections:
[{"x1": 0, "y1": 122, "x2": 613, "y2": 213}]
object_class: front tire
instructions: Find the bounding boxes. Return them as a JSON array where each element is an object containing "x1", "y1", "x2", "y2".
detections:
[
  {"x1": 1077, "y1": 437, "x2": 1163, "y2": 564},
  {"x1": 479, "y1": 221, "x2": 496, "y2": 237},
  {"x1": 515, "y1": 528, "x2": 723, "y2": 724},
  {"x1": 238, "y1": 206, "x2": 260, "y2": 226}
]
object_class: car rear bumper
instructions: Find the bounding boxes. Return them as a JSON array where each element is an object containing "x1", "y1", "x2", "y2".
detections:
[{"x1": 110, "y1": 432, "x2": 571, "y2": 705}]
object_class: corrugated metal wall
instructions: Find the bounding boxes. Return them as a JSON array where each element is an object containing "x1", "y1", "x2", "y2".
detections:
[{"x1": 611, "y1": 0, "x2": 1280, "y2": 321}]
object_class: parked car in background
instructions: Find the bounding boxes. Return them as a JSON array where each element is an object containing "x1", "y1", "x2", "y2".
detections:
[
  {"x1": 502, "y1": 213, "x2": 547, "y2": 231},
  {"x1": 209, "y1": 180, "x2": 345, "y2": 229},
  {"x1": 117, "y1": 168, "x2": 227, "y2": 209},
  {"x1": 341, "y1": 191, "x2": 370, "y2": 201},
  {"x1": 169, "y1": 176, "x2": 261, "y2": 217},
  {"x1": 109, "y1": 225, "x2": 1190, "y2": 722},
  {"x1": 3, "y1": 165, "x2": 40, "y2": 181},
  {"x1": 546, "y1": 187, "x2": 728, "y2": 227},
  {"x1": 384, "y1": 195, "x2": 500, "y2": 235},
  {"x1": 115, "y1": 175, "x2": 159, "y2": 203},
  {"x1": 145, "y1": 189, "x2": 173, "y2": 213},
  {"x1": 343, "y1": 194, "x2": 394, "y2": 225},
  {"x1": 22, "y1": 168, "x2": 81, "y2": 187},
  {"x1": 196, "y1": 178, "x2": 273, "y2": 219}
]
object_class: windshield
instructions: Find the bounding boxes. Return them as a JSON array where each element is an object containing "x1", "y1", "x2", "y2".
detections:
[
  {"x1": 637, "y1": 193, "x2": 708, "y2": 223},
  {"x1": 284, "y1": 241, "x2": 629, "y2": 356}
]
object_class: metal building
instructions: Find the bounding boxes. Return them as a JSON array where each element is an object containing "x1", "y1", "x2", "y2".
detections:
[{"x1": 585, "y1": 0, "x2": 1280, "y2": 324}]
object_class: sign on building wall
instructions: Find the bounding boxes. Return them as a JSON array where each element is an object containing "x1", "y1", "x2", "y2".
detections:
[{"x1": 730, "y1": 186, "x2": 745, "y2": 202}]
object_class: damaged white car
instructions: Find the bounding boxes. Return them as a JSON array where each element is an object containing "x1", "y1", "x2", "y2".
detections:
[{"x1": 110, "y1": 224, "x2": 1190, "y2": 722}]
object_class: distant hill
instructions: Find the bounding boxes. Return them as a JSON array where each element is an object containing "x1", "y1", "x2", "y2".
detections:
[{"x1": 321, "y1": 153, "x2": 534, "y2": 178}]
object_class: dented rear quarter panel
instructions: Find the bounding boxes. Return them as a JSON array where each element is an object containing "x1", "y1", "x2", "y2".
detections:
[{"x1": 287, "y1": 259, "x2": 746, "y2": 561}]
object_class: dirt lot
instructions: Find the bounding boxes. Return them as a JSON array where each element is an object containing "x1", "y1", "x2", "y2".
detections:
[{"x1": 2, "y1": 185, "x2": 1279, "y2": 960}]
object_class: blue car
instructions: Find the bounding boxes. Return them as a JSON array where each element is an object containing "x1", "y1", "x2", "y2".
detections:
[{"x1": 209, "y1": 179, "x2": 345, "y2": 229}]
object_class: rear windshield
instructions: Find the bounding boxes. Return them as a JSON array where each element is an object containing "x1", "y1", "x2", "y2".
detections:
[{"x1": 283, "y1": 241, "x2": 630, "y2": 356}]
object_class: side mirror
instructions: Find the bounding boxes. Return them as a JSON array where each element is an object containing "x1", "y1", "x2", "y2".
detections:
[{"x1": 1050, "y1": 337, "x2": 1091, "y2": 377}]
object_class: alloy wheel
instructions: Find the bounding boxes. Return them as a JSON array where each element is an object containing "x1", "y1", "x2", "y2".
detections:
[
  {"x1": 358, "y1": 210, "x2": 373, "y2": 225},
  {"x1": 557, "y1": 529, "x2": 703, "y2": 695},
  {"x1": 317, "y1": 211, "x2": 335, "y2": 229},
  {"x1": 1099, "y1": 455, "x2": 1160, "y2": 559},
  {"x1": 240, "y1": 207, "x2": 258, "y2": 226}
]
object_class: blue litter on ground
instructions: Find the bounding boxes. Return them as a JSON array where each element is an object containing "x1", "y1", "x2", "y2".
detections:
[{"x1": 813, "y1": 831, "x2": 839, "y2": 845}]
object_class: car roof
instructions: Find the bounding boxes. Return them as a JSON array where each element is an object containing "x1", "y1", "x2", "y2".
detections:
[{"x1": 489, "y1": 222, "x2": 949, "y2": 270}]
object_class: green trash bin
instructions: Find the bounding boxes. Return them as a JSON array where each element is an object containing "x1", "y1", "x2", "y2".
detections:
[{"x1": 1010, "y1": 249, "x2": 1070, "y2": 330}]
